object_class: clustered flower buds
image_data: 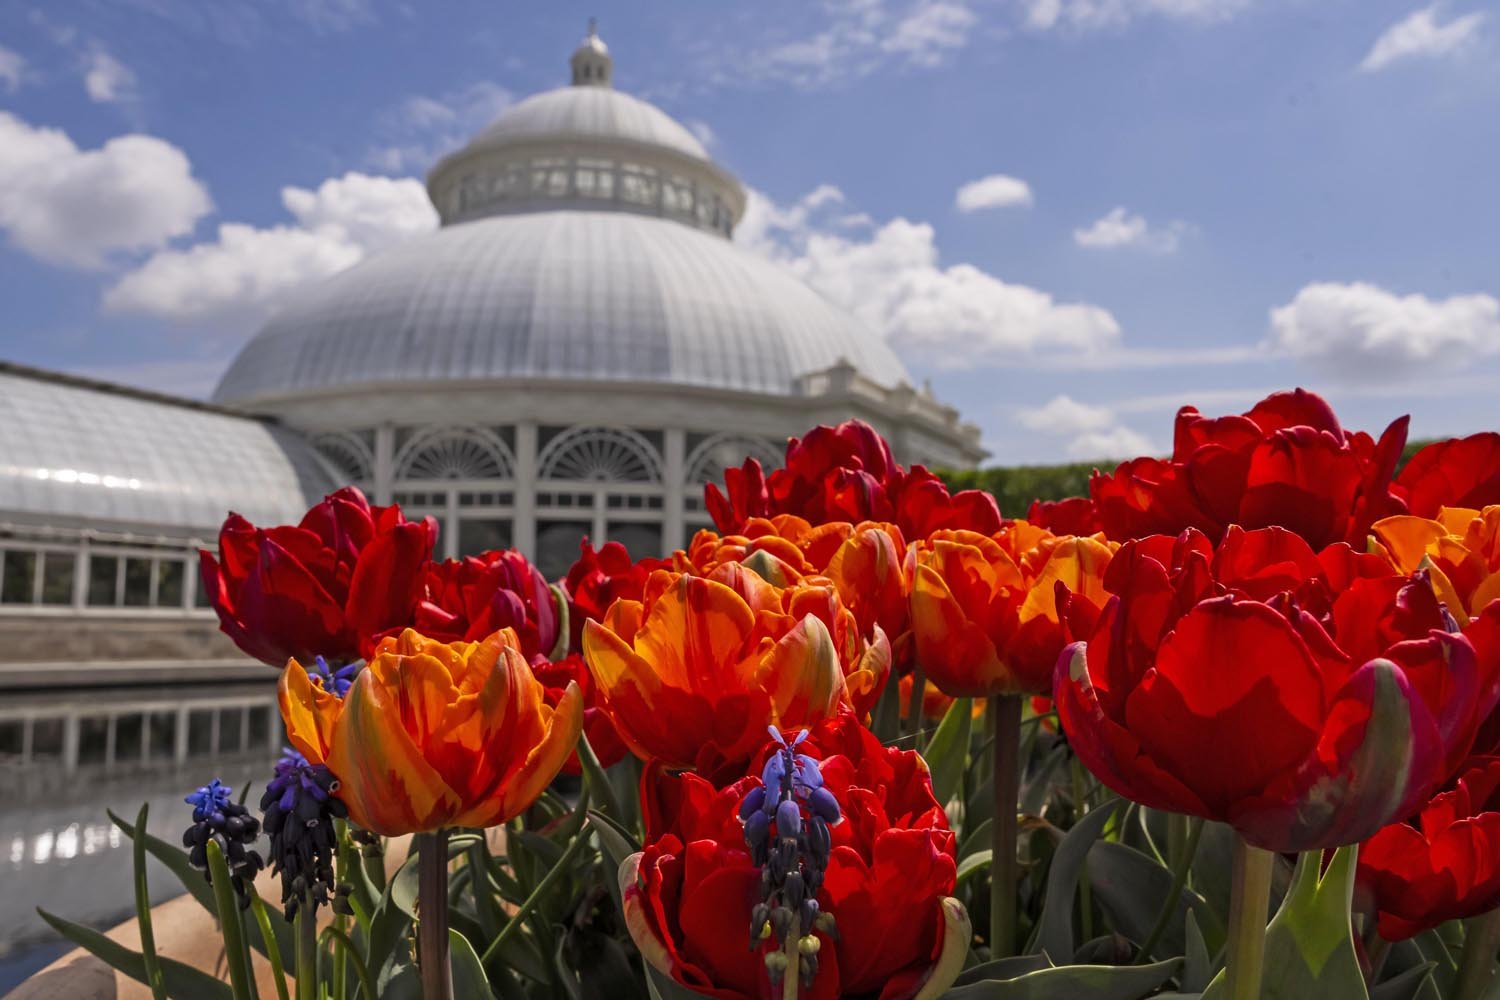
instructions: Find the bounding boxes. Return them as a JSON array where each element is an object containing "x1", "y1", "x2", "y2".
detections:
[
  {"x1": 738, "y1": 728, "x2": 841, "y2": 991},
  {"x1": 308, "y1": 655, "x2": 362, "y2": 698},
  {"x1": 182, "y1": 779, "x2": 264, "y2": 907},
  {"x1": 260, "y1": 748, "x2": 350, "y2": 920}
]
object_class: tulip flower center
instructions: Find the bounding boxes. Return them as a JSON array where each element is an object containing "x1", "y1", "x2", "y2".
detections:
[{"x1": 738, "y1": 727, "x2": 842, "y2": 992}]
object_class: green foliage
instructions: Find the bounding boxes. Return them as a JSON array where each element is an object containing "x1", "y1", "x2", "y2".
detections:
[{"x1": 940, "y1": 462, "x2": 1101, "y2": 517}]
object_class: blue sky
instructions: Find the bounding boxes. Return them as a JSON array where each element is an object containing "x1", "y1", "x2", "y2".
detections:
[{"x1": 0, "y1": 0, "x2": 1496, "y2": 465}]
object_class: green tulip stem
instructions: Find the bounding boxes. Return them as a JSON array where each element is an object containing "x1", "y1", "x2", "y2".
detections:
[
  {"x1": 1454, "y1": 907, "x2": 1500, "y2": 1000},
  {"x1": 907, "y1": 668, "x2": 926, "y2": 746},
  {"x1": 1070, "y1": 754, "x2": 1094, "y2": 942},
  {"x1": 1224, "y1": 836, "x2": 1275, "y2": 1000},
  {"x1": 248, "y1": 890, "x2": 291, "y2": 1000},
  {"x1": 131, "y1": 804, "x2": 167, "y2": 1000},
  {"x1": 295, "y1": 898, "x2": 316, "y2": 1000},
  {"x1": 417, "y1": 829, "x2": 454, "y2": 1000},
  {"x1": 782, "y1": 912, "x2": 801, "y2": 1000},
  {"x1": 332, "y1": 820, "x2": 349, "y2": 1000},
  {"x1": 1135, "y1": 815, "x2": 1204, "y2": 964},
  {"x1": 990, "y1": 693, "x2": 1023, "y2": 959}
]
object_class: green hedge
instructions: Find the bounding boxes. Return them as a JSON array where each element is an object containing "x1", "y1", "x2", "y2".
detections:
[{"x1": 938, "y1": 439, "x2": 1437, "y2": 519}]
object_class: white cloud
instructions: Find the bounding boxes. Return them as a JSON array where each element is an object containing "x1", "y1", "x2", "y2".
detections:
[
  {"x1": 1267, "y1": 281, "x2": 1500, "y2": 374},
  {"x1": 1074, "y1": 206, "x2": 1190, "y2": 253},
  {"x1": 0, "y1": 43, "x2": 24, "y2": 92},
  {"x1": 881, "y1": 2, "x2": 978, "y2": 66},
  {"x1": 105, "y1": 172, "x2": 437, "y2": 323},
  {"x1": 1022, "y1": 0, "x2": 1251, "y2": 30},
  {"x1": 1360, "y1": 5, "x2": 1485, "y2": 73},
  {"x1": 739, "y1": 186, "x2": 1121, "y2": 366},
  {"x1": 955, "y1": 174, "x2": 1034, "y2": 212},
  {"x1": 367, "y1": 81, "x2": 513, "y2": 172},
  {"x1": 0, "y1": 112, "x2": 211, "y2": 268},
  {"x1": 84, "y1": 47, "x2": 137, "y2": 103},
  {"x1": 738, "y1": 1, "x2": 976, "y2": 88},
  {"x1": 1016, "y1": 394, "x2": 1154, "y2": 459}
]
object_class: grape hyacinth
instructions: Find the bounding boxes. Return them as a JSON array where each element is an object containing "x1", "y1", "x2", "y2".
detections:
[
  {"x1": 308, "y1": 655, "x2": 362, "y2": 698},
  {"x1": 260, "y1": 748, "x2": 350, "y2": 920},
  {"x1": 183, "y1": 779, "x2": 264, "y2": 906},
  {"x1": 739, "y1": 728, "x2": 842, "y2": 992}
]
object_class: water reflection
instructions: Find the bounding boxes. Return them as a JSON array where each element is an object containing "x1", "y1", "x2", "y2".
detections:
[{"x1": 0, "y1": 681, "x2": 280, "y2": 993}]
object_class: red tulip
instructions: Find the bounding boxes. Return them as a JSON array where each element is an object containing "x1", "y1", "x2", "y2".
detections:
[
  {"x1": 1088, "y1": 389, "x2": 1409, "y2": 549},
  {"x1": 1028, "y1": 497, "x2": 1102, "y2": 536},
  {"x1": 1358, "y1": 756, "x2": 1500, "y2": 940},
  {"x1": 562, "y1": 539, "x2": 668, "y2": 655},
  {"x1": 199, "y1": 487, "x2": 437, "y2": 666},
  {"x1": 533, "y1": 652, "x2": 627, "y2": 772},
  {"x1": 1396, "y1": 433, "x2": 1500, "y2": 519},
  {"x1": 624, "y1": 716, "x2": 968, "y2": 1000},
  {"x1": 704, "y1": 420, "x2": 1001, "y2": 540},
  {"x1": 1056, "y1": 527, "x2": 1497, "y2": 852},
  {"x1": 410, "y1": 549, "x2": 559, "y2": 661}
]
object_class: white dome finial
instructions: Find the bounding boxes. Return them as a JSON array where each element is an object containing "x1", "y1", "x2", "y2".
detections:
[{"x1": 571, "y1": 19, "x2": 612, "y2": 87}]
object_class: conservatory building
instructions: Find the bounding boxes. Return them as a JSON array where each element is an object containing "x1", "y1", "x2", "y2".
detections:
[{"x1": 0, "y1": 26, "x2": 982, "y2": 719}]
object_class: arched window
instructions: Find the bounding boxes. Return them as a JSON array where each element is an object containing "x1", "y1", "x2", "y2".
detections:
[
  {"x1": 395, "y1": 427, "x2": 515, "y2": 482},
  {"x1": 538, "y1": 427, "x2": 662, "y2": 483},
  {"x1": 684, "y1": 432, "x2": 783, "y2": 485},
  {"x1": 309, "y1": 431, "x2": 375, "y2": 485}
]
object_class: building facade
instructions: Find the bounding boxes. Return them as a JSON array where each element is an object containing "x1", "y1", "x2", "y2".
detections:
[{"x1": 0, "y1": 27, "x2": 984, "y2": 767}]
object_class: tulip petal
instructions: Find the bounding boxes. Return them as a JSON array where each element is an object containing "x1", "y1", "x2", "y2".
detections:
[
  {"x1": 1125, "y1": 598, "x2": 1325, "y2": 815},
  {"x1": 328, "y1": 666, "x2": 460, "y2": 836},
  {"x1": 911, "y1": 562, "x2": 1003, "y2": 697},
  {"x1": 278, "y1": 658, "x2": 341, "y2": 764},
  {"x1": 757, "y1": 613, "x2": 847, "y2": 726},
  {"x1": 912, "y1": 898, "x2": 973, "y2": 1000},
  {"x1": 487, "y1": 679, "x2": 583, "y2": 827}
]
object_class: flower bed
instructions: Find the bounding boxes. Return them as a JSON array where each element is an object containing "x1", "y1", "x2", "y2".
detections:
[{"x1": 34, "y1": 389, "x2": 1500, "y2": 999}]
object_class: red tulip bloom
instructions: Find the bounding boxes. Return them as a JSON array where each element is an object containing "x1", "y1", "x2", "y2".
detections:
[
  {"x1": 1396, "y1": 433, "x2": 1500, "y2": 519},
  {"x1": 199, "y1": 487, "x2": 437, "y2": 666},
  {"x1": 624, "y1": 716, "x2": 968, "y2": 1000},
  {"x1": 410, "y1": 549, "x2": 559, "y2": 661},
  {"x1": 1028, "y1": 497, "x2": 1102, "y2": 536},
  {"x1": 704, "y1": 420, "x2": 1000, "y2": 540},
  {"x1": 533, "y1": 652, "x2": 627, "y2": 772},
  {"x1": 1358, "y1": 756, "x2": 1500, "y2": 940},
  {"x1": 1056, "y1": 527, "x2": 1497, "y2": 852},
  {"x1": 562, "y1": 539, "x2": 667, "y2": 654},
  {"x1": 1089, "y1": 388, "x2": 1409, "y2": 549}
]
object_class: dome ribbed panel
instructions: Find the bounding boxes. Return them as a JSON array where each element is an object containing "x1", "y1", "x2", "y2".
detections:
[{"x1": 213, "y1": 212, "x2": 911, "y2": 404}]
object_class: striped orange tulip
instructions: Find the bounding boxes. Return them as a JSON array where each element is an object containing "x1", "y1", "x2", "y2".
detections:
[
  {"x1": 1372, "y1": 506, "x2": 1500, "y2": 627},
  {"x1": 280, "y1": 628, "x2": 582, "y2": 836},
  {"x1": 583, "y1": 566, "x2": 888, "y2": 777},
  {"x1": 910, "y1": 525, "x2": 1115, "y2": 697}
]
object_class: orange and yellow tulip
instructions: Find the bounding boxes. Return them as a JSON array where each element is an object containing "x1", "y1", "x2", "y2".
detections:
[
  {"x1": 1372, "y1": 506, "x2": 1500, "y2": 627},
  {"x1": 582, "y1": 566, "x2": 889, "y2": 777},
  {"x1": 280, "y1": 628, "x2": 582, "y2": 836},
  {"x1": 910, "y1": 525, "x2": 1115, "y2": 697}
]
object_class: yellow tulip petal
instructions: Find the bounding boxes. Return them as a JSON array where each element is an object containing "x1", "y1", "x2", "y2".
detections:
[
  {"x1": 1372, "y1": 516, "x2": 1450, "y2": 574},
  {"x1": 483, "y1": 679, "x2": 583, "y2": 827},
  {"x1": 278, "y1": 658, "x2": 341, "y2": 765},
  {"x1": 756, "y1": 613, "x2": 847, "y2": 725}
]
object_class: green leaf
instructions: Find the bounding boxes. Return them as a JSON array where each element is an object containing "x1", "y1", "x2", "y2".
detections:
[
  {"x1": 1029, "y1": 798, "x2": 1120, "y2": 961},
  {"x1": 131, "y1": 804, "x2": 167, "y2": 1000},
  {"x1": 960, "y1": 818, "x2": 993, "y2": 860},
  {"x1": 589, "y1": 808, "x2": 642, "y2": 919},
  {"x1": 951, "y1": 955, "x2": 1051, "y2": 986},
  {"x1": 1019, "y1": 742, "x2": 1071, "y2": 818},
  {"x1": 1202, "y1": 845, "x2": 1367, "y2": 1000},
  {"x1": 924, "y1": 696, "x2": 973, "y2": 810},
  {"x1": 1182, "y1": 910, "x2": 1213, "y2": 993},
  {"x1": 957, "y1": 850, "x2": 993, "y2": 886},
  {"x1": 1087, "y1": 840, "x2": 1223, "y2": 959},
  {"x1": 942, "y1": 958, "x2": 1182, "y2": 999},
  {"x1": 106, "y1": 807, "x2": 296, "y2": 965},
  {"x1": 37, "y1": 907, "x2": 233, "y2": 1000},
  {"x1": 1371, "y1": 961, "x2": 1435, "y2": 1000},
  {"x1": 577, "y1": 731, "x2": 628, "y2": 831},
  {"x1": 450, "y1": 927, "x2": 493, "y2": 999},
  {"x1": 646, "y1": 964, "x2": 720, "y2": 1000}
]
